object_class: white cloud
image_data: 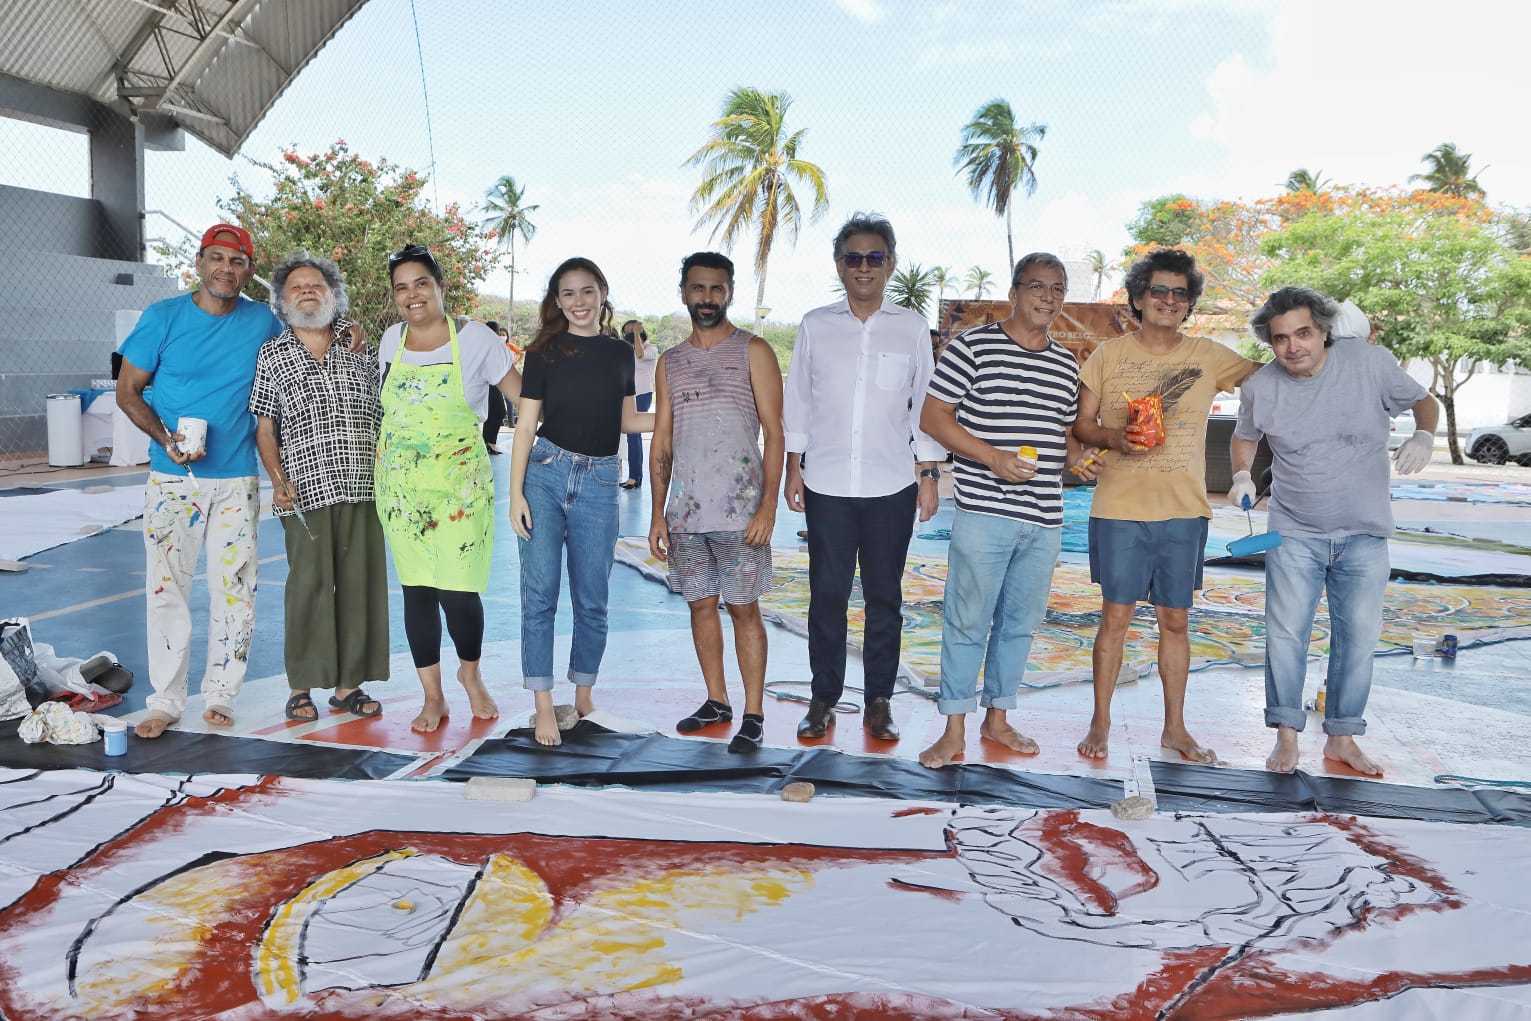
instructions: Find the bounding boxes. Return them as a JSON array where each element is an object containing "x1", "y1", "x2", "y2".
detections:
[
  {"x1": 834, "y1": 0, "x2": 884, "y2": 25},
  {"x1": 1189, "y1": 0, "x2": 1531, "y2": 204},
  {"x1": 916, "y1": 41, "x2": 1011, "y2": 71}
]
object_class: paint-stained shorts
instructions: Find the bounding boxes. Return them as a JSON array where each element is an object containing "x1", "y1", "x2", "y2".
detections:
[{"x1": 665, "y1": 530, "x2": 773, "y2": 605}]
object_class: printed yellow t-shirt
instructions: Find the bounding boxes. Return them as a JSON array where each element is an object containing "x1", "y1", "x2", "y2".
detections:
[{"x1": 1080, "y1": 332, "x2": 1256, "y2": 521}]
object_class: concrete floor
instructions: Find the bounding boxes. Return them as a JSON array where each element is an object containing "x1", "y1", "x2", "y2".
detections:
[{"x1": 5, "y1": 434, "x2": 1529, "y2": 795}]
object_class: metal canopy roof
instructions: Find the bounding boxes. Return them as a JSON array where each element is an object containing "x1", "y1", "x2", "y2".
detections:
[{"x1": 0, "y1": 0, "x2": 369, "y2": 156}]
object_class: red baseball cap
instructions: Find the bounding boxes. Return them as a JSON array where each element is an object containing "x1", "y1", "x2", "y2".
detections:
[{"x1": 199, "y1": 223, "x2": 253, "y2": 258}]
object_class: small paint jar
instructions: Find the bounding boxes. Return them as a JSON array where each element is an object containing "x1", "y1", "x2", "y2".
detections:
[
  {"x1": 1439, "y1": 634, "x2": 1458, "y2": 659},
  {"x1": 102, "y1": 720, "x2": 127, "y2": 756},
  {"x1": 1411, "y1": 635, "x2": 1436, "y2": 659}
]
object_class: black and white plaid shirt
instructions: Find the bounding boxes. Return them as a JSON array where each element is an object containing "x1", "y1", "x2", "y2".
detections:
[{"x1": 248, "y1": 318, "x2": 382, "y2": 514}]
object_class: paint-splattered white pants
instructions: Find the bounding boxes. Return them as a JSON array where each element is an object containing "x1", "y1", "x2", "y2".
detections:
[{"x1": 142, "y1": 472, "x2": 259, "y2": 720}]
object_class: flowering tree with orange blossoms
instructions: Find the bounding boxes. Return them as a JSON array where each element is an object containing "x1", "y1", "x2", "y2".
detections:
[
  {"x1": 173, "y1": 142, "x2": 496, "y2": 338},
  {"x1": 1262, "y1": 189, "x2": 1531, "y2": 463}
]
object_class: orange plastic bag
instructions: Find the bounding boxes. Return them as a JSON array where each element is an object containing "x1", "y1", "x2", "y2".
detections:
[{"x1": 1125, "y1": 391, "x2": 1165, "y2": 448}]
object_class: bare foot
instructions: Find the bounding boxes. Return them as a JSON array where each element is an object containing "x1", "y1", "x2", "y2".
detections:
[
  {"x1": 574, "y1": 687, "x2": 595, "y2": 718},
  {"x1": 411, "y1": 697, "x2": 449, "y2": 733},
  {"x1": 134, "y1": 711, "x2": 176, "y2": 739},
  {"x1": 533, "y1": 705, "x2": 562, "y2": 747},
  {"x1": 1162, "y1": 726, "x2": 1216, "y2": 764},
  {"x1": 203, "y1": 706, "x2": 234, "y2": 728},
  {"x1": 919, "y1": 720, "x2": 966, "y2": 769},
  {"x1": 1265, "y1": 727, "x2": 1302, "y2": 773},
  {"x1": 1077, "y1": 717, "x2": 1111, "y2": 760},
  {"x1": 979, "y1": 713, "x2": 1039, "y2": 754},
  {"x1": 457, "y1": 667, "x2": 499, "y2": 720},
  {"x1": 1323, "y1": 735, "x2": 1383, "y2": 776}
]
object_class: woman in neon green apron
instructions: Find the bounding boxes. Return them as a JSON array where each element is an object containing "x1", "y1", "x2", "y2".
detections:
[{"x1": 376, "y1": 245, "x2": 521, "y2": 733}]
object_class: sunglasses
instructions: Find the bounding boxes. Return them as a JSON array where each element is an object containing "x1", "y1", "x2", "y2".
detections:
[
  {"x1": 388, "y1": 243, "x2": 432, "y2": 268},
  {"x1": 840, "y1": 252, "x2": 887, "y2": 268},
  {"x1": 1147, "y1": 284, "x2": 1191, "y2": 302}
]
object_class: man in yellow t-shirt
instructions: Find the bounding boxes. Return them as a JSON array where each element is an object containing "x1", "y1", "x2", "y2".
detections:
[{"x1": 1072, "y1": 248, "x2": 1259, "y2": 765}]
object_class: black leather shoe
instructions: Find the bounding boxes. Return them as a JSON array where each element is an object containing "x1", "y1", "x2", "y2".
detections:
[
  {"x1": 796, "y1": 699, "x2": 835, "y2": 738},
  {"x1": 864, "y1": 697, "x2": 900, "y2": 741}
]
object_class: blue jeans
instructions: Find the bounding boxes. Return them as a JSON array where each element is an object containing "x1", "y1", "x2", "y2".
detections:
[
  {"x1": 938, "y1": 508, "x2": 1062, "y2": 715},
  {"x1": 1264, "y1": 533, "x2": 1390, "y2": 736},
  {"x1": 518, "y1": 436, "x2": 621, "y2": 691},
  {"x1": 624, "y1": 391, "x2": 652, "y2": 482}
]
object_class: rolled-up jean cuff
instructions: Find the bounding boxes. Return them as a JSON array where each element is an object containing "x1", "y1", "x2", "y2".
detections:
[
  {"x1": 522, "y1": 675, "x2": 555, "y2": 692},
  {"x1": 569, "y1": 670, "x2": 598, "y2": 687},
  {"x1": 937, "y1": 696, "x2": 978, "y2": 716},
  {"x1": 1322, "y1": 716, "x2": 1367, "y2": 737},
  {"x1": 1264, "y1": 707, "x2": 1308, "y2": 731},
  {"x1": 980, "y1": 694, "x2": 1019, "y2": 711}
]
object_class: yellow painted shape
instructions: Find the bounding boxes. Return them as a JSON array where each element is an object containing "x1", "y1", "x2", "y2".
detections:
[
  {"x1": 255, "y1": 848, "x2": 416, "y2": 1005},
  {"x1": 414, "y1": 859, "x2": 812, "y2": 1008}
]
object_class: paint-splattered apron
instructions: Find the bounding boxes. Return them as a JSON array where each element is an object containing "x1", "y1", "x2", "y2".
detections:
[{"x1": 375, "y1": 319, "x2": 494, "y2": 592}]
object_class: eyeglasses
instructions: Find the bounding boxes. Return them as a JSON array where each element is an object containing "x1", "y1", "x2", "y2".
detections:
[
  {"x1": 840, "y1": 252, "x2": 887, "y2": 268},
  {"x1": 1147, "y1": 284, "x2": 1191, "y2": 302},
  {"x1": 388, "y1": 243, "x2": 431, "y2": 268},
  {"x1": 1016, "y1": 280, "x2": 1068, "y2": 298}
]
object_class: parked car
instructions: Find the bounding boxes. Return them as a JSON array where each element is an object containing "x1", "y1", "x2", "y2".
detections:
[
  {"x1": 1467, "y1": 412, "x2": 1531, "y2": 465},
  {"x1": 1387, "y1": 410, "x2": 1416, "y2": 451},
  {"x1": 1208, "y1": 392, "x2": 1240, "y2": 417}
]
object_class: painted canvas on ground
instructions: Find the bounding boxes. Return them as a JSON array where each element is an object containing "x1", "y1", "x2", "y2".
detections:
[
  {"x1": 616, "y1": 540, "x2": 1531, "y2": 688},
  {"x1": 0, "y1": 768, "x2": 1528, "y2": 1019}
]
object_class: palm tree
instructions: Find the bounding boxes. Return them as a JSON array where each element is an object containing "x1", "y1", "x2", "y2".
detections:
[
  {"x1": 1088, "y1": 249, "x2": 1107, "y2": 300},
  {"x1": 1283, "y1": 167, "x2": 1331, "y2": 193},
  {"x1": 888, "y1": 262, "x2": 935, "y2": 317},
  {"x1": 930, "y1": 265, "x2": 954, "y2": 301},
  {"x1": 954, "y1": 98, "x2": 1046, "y2": 272},
  {"x1": 480, "y1": 175, "x2": 539, "y2": 337},
  {"x1": 1409, "y1": 143, "x2": 1486, "y2": 199},
  {"x1": 687, "y1": 87, "x2": 830, "y2": 334},
  {"x1": 965, "y1": 265, "x2": 994, "y2": 300}
]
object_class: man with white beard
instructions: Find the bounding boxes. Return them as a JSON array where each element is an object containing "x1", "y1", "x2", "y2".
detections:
[{"x1": 249, "y1": 252, "x2": 390, "y2": 725}]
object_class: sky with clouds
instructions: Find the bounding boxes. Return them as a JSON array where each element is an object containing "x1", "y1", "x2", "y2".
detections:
[{"x1": 3, "y1": 0, "x2": 1527, "y2": 326}]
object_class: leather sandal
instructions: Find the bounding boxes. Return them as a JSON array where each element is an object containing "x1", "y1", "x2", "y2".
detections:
[
  {"x1": 329, "y1": 688, "x2": 382, "y2": 718},
  {"x1": 284, "y1": 691, "x2": 317, "y2": 721}
]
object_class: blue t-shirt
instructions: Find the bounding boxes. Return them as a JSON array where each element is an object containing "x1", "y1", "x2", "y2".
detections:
[{"x1": 119, "y1": 293, "x2": 281, "y2": 478}]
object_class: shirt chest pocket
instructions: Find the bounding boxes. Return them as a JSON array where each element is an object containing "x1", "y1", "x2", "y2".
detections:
[{"x1": 874, "y1": 352, "x2": 911, "y2": 391}]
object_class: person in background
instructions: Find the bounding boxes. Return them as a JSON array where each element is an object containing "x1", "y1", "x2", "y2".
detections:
[
  {"x1": 249, "y1": 251, "x2": 388, "y2": 724},
  {"x1": 481, "y1": 320, "x2": 509, "y2": 453},
  {"x1": 375, "y1": 244, "x2": 521, "y2": 733},
  {"x1": 620, "y1": 318, "x2": 659, "y2": 489},
  {"x1": 509, "y1": 258, "x2": 656, "y2": 746}
]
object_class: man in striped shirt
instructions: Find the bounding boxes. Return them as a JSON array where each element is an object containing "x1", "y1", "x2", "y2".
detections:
[{"x1": 918, "y1": 253, "x2": 1103, "y2": 768}]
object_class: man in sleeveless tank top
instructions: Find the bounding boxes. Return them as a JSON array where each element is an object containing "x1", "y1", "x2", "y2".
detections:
[{"x1": 648, "y1": 252, "x2": 785, "y2": 753}]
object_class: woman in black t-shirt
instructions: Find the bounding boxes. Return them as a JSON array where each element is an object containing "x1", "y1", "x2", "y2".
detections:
[{"x1": 509, "y1": 257, "x2": 656, "y2": 746}]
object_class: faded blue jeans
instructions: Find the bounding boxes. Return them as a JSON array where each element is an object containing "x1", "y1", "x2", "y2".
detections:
[
  {"x1": 1264, "y1": 533, "x2": 1390, "y2": 736},
  {"x1": 938, "y1": 508, "x2": 1062, "y2": 715},
  {"x1": 518, "y1": 436, "x2": 621, "y2": 691}
]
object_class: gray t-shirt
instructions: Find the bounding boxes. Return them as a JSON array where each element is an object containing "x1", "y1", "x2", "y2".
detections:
[{"x1": 1235, "y1": 338, "x2": 1426, "y2": 539}]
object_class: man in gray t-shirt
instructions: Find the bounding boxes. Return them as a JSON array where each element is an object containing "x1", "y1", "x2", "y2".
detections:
[{"x1": 1231, "y1": 287, "x2": 1437, "y2": 778}]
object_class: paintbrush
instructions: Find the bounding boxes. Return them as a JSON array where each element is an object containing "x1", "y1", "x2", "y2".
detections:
[{"x1": 280, "y1": 480, "x2": 315, "y2": 541}]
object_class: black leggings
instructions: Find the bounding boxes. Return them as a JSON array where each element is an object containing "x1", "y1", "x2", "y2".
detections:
[{"x1": 401, "y1": 585, "x2": 485, "y2": 668}]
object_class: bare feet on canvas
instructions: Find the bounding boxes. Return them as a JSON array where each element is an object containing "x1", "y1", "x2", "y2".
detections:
[
  {"x1": 1162, "y1": 726, "x2": 1216, "y2": 764},
  {"x1": 919, "y1": 720, "x2": 966, "y2": 769},
  {"x1": 411, "y1": 696, "x2": 449, "y2": 733},
  {"x1": 533, "y1": 706, "x2": 562, "y2": 746},
  {"x1": 457, "y1": 666, "x2": 499, "y2": 720},
  {"x1": 202, "y1": 706, "x2": 234, "y2": 728},
  {"x1": 1077, "y1": 716, "x2": 1111, "y2": 760},
  {"x1": 134, "y1": 711, "x2": 176, "y2": 739},
  {"x1": 1266, "y1": 727, "x2": 1302, "y2": 773},
  {"x1": 979, "y1": 711, "x2": 1039, "y2": 755},
  {"x1": 1323, "y1": 734, "x2": 1382, "y2": 776},
  {"x1": 574, "y1": 686, "x2": 595, "y2": 719}
]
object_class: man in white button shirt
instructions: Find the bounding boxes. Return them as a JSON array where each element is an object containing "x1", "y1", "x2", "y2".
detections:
[{"x1": 782, "y1": 212, "x2": 946, "y2": 742}]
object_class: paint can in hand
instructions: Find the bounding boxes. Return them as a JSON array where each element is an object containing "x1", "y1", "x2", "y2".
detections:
[
  {"x1": 101, "y1": 719, "x2": 127, "y2": 756},
  {"x1": 176, "y1": 416, "x2": 207, "y2": 457},
  {"x1": 1439, "y1": 634, "x2": 1458, "y2": 659}
]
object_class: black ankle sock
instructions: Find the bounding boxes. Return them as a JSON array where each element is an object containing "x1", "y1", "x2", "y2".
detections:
[
  {"x1": 727, "y1": 713, "x2": 765, "y2": 753},
  {"x1": 677, "y1": 698, "x2": 733, "y2": 732}
]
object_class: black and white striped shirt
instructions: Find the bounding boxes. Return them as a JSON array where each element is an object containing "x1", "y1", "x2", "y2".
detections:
[
  {"x1": 926, "y1": 322, "x2": 1080, "y2": 526},
  {"x1": 248, "y1": 319, "x2": 381, "y2": 515}
]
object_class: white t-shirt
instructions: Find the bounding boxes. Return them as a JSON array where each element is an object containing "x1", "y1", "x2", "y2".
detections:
[
  {"x1": 378, "y1": 320, "x2": 514, "y2": 421},
  {"x1": 634, "y1": 341, "x2": 659, "y2": 395}
]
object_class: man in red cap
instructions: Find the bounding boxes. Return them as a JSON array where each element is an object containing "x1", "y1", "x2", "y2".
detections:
[{"x1": 116, "y1": 225, "x2": 361, "y2": 739}]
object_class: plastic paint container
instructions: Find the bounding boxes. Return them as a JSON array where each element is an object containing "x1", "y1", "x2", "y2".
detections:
[
  {"x1": 1411, "y1": 635, "x2": 1436, "y2": 659},
  {"x1": 101, "y1": 719, "x2": 127, "y2": 756},
  {"x1": 1439, "y1": 634, "x2": 1458, "y2": 659}
]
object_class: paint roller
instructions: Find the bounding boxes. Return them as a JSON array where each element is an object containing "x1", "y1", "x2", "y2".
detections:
[{"x1": 1227, "y1": 469, "x2": 1281, "y2": 558}]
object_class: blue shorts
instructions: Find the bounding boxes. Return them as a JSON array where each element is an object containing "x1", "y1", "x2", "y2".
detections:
[{"x1": 1087, "y1": 517, "x2": 1208, "y2": 609}]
